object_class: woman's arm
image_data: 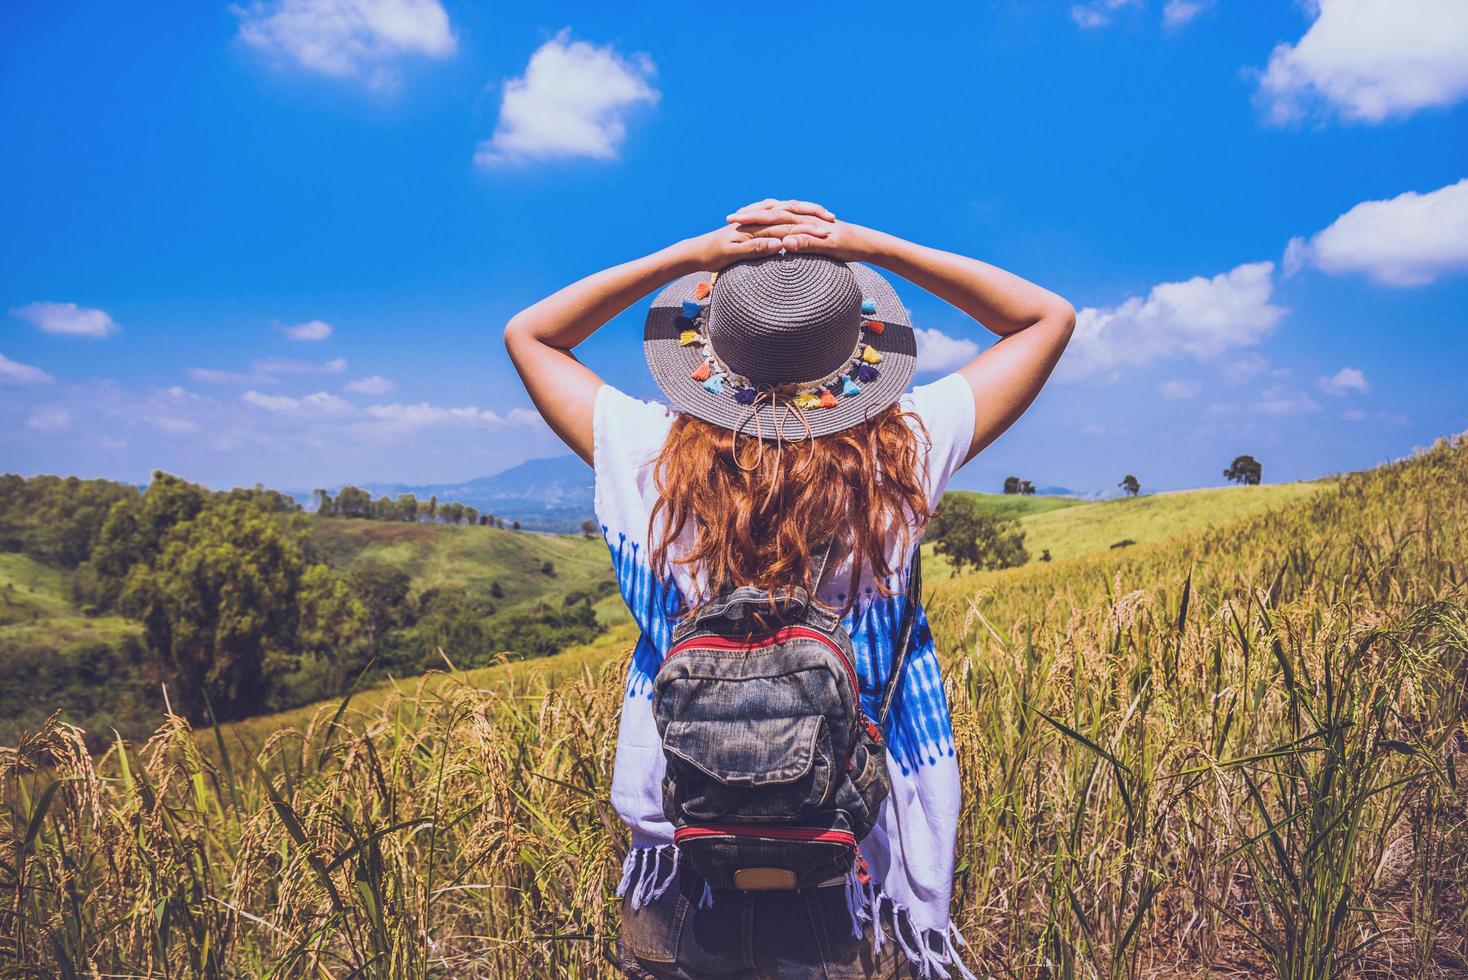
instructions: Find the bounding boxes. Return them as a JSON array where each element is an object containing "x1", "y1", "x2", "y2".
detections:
[
  {"x1": 504, "y1": 217, "x2": 828, "y2": 464},
  {"x1": 726, "y1": 202, "x2": 1076, "y2": 462}
]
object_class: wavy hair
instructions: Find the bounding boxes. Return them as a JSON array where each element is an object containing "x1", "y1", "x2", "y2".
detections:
[{"x1": 649, "y1": 405, "x2": 931, "y2": 613}]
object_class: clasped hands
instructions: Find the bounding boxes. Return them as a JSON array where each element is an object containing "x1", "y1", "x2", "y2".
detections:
[{"x1": 677, "y1": 198, "x2": 877, "y2": 273}]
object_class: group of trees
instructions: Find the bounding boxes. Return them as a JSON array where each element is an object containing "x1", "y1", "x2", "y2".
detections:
[
  {"x1": 926, "y1": 495, "x2": 1029, "y2": 575},
  {"x1": 1002, "y1": 476, "x2": 1036, "y2": 496},
  {"x1": 313, "y1": 487, "x2": 510, "y2": 528}
]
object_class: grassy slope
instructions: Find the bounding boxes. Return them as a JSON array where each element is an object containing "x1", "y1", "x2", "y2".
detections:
[
  {"x1": 0, "y1": 551, "x2": 138, "y2": 651},
  {"x1": 308, "y1": 518, "x2": 628, "y2": 627},
  {"x1": 920, "y1": 479, "x2": 1328, "y2": 577},
  {"x1": 948, "y1": 489, "x2": 1084, "y2": 521}
]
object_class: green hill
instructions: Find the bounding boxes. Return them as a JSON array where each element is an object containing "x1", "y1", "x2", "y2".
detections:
[
  {"x1": 0, "y1": 551, "x2": 139, "y2": 650},
  {"x1": 922, "y1": 480, "x2": 1329, "y2": 576},
  {"x1": 307, "y1": 517, "x2": 627, "y2": 626},
  {"x1": 947, "y1": 489, "x2": 1084, "y2": 521}
]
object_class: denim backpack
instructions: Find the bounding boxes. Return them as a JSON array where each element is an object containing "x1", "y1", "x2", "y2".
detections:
[{"x1": 651, "y1": 548, "x2": 923, "y2": 892}]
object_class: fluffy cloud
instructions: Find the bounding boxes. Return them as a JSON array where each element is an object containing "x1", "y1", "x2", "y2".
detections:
[
  {"x1": 345, "y1": 374, "x2": 395, "y2": 394},
  {"x1": 475, "y1": 32, "x2": 658, "y2": 166},
  {"x1": 1162, "y1": 0, "x2": 1211, "y2": 28},
  {"x1": 363, "y1": 402, "x2": 542, "y2": 433},
  {"x1": 243, "y1": 390, "x2": 353, "y2": 415},
  {"x1": 1208, "y1": 384, "x2": 1320, "y2": 419},
  {"x1": 913, "y1": 327, "x2": 981, "y2": 374},
  {"x1": 235, "y1": 0, "x2": 455, "y2": 88},
  {"x1": 0, "y1": 353, "x2": 54, "y2": 384},
  {"x1": 253, "y1": 356, "x2": 349, "y2": 375},
  {"x1": 11, "y1": 301, "x2": 119, "y2": 338},
  {"x1": 1284, "y1": 178, "x2": 1468, "y2": 287},
  {"x1": 1158, "y1": 379, "x2": 1200, "y2": 400},
  {"x1": 1255, "y1": 0, "x2": 1468, "y2": 124},
  {"x1": 1064, "y1": 262, "x2": 1286, "y2": 379},
  {"x1": 1070, "y1": 0, "x2": 1140, "y2": 29},
  {"x1": 282, "y1": 319, "x2": 333, "y2": 341},
  {"x1": 26, "y1": 406, "x2": 72, "y2": 432},
  {"x1": 1317, "y1": 366, "x2": 1370, "y2": 396}
]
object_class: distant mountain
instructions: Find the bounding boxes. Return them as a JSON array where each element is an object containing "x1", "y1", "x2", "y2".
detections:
[
  {"x1": 1035, "y1": 485, "x2": 1079, "y2": 497},
  {"x1": 306, "y1": 455, "x2": 595, "y2": 534}
]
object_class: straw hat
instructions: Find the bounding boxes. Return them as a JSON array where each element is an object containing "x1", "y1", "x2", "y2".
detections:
[{"x1": 642, "y1": 253, "x2": 917, "y2": 440}]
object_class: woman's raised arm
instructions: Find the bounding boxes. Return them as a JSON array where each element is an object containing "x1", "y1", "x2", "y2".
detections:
[
  {"x1": 504, "y1": 213, "x2": 830, "y2": 463},
  {"x1": 727, "y1": 202, "x2": 1076, "y2": 463}
]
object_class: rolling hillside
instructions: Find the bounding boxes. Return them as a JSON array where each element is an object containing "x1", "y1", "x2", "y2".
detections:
[{"x1": 14, "y1": 440, "x2": 1465, "y2": 976}]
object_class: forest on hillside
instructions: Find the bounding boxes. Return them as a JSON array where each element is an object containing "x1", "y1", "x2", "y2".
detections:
[{"x1": 0, "y1": 473, "x2": 611, "y2": 743}]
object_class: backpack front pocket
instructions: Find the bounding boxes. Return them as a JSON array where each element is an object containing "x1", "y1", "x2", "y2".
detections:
[{"x1": 660, "y1": 713, "x2": 835, "y2": 821}]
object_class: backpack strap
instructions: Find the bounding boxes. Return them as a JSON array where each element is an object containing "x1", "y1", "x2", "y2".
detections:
[{"x1": 875, "y1": 547, "x2": 924, "y2": 726}]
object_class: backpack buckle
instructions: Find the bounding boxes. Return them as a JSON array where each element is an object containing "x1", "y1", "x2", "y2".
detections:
[{"x1": 733, "y1": 867, "x2": 799, "y2": 891}]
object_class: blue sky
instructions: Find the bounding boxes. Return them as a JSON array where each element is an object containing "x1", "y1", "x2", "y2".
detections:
[{"x1": 3, "y1": 0, "x2": 1466, "y2": 495}]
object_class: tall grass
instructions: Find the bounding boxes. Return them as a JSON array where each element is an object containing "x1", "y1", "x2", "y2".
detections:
[{"x1": 3, "y1": 438, "x2": 1467, "y2": 977}]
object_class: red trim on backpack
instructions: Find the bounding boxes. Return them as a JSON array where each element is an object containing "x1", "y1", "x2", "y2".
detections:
[
  {"x1": 674, "y1": 823, "x2": 858, "y2": 848},
  {"x1": 666, "y1": 627, "x2": 861, "y2": 700}
]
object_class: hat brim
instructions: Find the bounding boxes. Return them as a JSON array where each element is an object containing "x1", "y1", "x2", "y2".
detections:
[{"x1": 642, "y1": 262, "x2": 918, "y2": 441}]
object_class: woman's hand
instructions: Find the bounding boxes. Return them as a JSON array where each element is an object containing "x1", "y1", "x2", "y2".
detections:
[
  {"x1": 725, "y1": 198, "x2": 877, "y2": 261},
  {"x1": 672, "y1": 223, "x2": 792, "y2": 273}
]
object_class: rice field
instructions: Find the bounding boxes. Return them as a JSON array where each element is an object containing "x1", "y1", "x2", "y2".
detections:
[{"x1": 3, "y1": 437, "x2": 1466, "y2": 977}]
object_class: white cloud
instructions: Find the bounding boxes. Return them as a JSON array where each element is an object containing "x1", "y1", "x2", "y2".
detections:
[
  {"x1": 1341, "y1": 408, "x2": 1367, "y2": 421},
  {"x1": 475, "y1": 31, "x2": 658, "y2": 166},
  {"x1": 1070, "y1": 0, "x2": 1141, "y2": 28},
  {"x1": 1158, "y1": 379, "x2": 1200, "y2": 400},
  {"x1": 0, "y1": 353, "x2": 54, "y2": 384},
  {"x1": 1064, "y1": 262, "x2": 1286, "y2": 379},
  {"x1": 1220, "y1": 352, "x2": 1273, "y2": 385},
  {"x1": 26, "y1": 406, "x2": 72, "y2": 432},
  {"x1": 913, "y1": 327, "x2": 981, "y2": 374},
  {"x1": 253, "y1": 356, "x2": 348, "y2": 374},
  {"x1": 363, "y1": 401, "x2": 543, "y2": 433},
  {"x1": 1317, "y1": 366, "x2": 1370, "y2": 396},
  {"x1": 188, "y1": 367, "x2": 278, "y2": 386},
  {"x1": 345, "y1": 374, "x2": 395, "y2": 394},
  {"x1": 243, "y1": 389, "x2": 353, "y2": 415},
  {"x1": 1284, "y1": 178, "x2": 1468, "y2": 287},
  {"x1": 1208, "y1": 384, "x2": 1320, "y2": 418},
  {"x1": 235, "y1": 0, "x2": 455, "y2": 89},
  {"x1": 11, "y1": 301, "x2": 119, "y2": 338},
  {"x1": 282, "y1": 318, "x2": 333, "y2": 341},
  {"x1": 1255, "y1": 0, "x2": 1468, "y2": 124},
  {"x1": 1162, "y1": 0, "x2": 1211, "y2": 28}
]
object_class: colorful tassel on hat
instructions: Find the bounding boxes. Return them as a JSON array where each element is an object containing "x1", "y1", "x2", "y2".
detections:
[
  {"x1": 689, "y1": 361, "x2": 711, "y2": 382},
  {"x1": 861, "y1": 345, "x2": 883, "y2": 364},
  {"x1": 819, "y1": 389, "x2": 838, "y2": 408},
  {"x1": 792, "y1": 392, "x2": 821, "y2": 410},
  {"x1": 734, "y1": 387, "x2": 757, "y2": 405},
  {"x1": 703, "y1": 372, "x2": 725, "y2": 393},
  {"x1": 694, "y1": 281, "x2": 711, "y2": 300},
  {"x1": 842, "y1": 376, "x2": 861, "y2": 397},
  {"x1": 678, "y1": 329, "x2": 700, "y2": 347},
  {"x1": 861, "y1": 299, "x2": 877, "y2": 315},
  {"x1": 863, "y1": 319, "x2": 885, "y2": 335},
  {"x1": 681, "y1": 300, "x2": 702, "y2": 318},
  {"x1": 856, "y1": 363, "x2": 879, "y2": 383}
]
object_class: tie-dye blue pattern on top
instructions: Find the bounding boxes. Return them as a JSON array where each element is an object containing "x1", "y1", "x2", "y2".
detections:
[{"x1": 606, "y1": 528, "x2": 954, "y2": 776}]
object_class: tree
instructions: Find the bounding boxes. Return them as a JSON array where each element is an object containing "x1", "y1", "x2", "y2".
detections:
[
  {"x1": 1224, "y1": 455, "x2": 1262, "y2": 486},
  {"x1": 927, "y1": 495, "x2": 1029, "y2": 574},
  {"x1": 335, "y1": 486, "x2": 372, "y2": 519},
  {"x1": 119, "y1": 499, "x2": 304, "y2": 718},
  {"x1": 1005, "y1": 477, "x2": 1036, "y2": 496},
  {"x1": 1119, "y1": 474, "x2": 1140, "y2": 496},
  {"x1": 511, "y1": 520, "x2": 521, "y2": 531},
  {"x1": 312, "y1": 489, "x2": 334, "y2": 516},
  {"x1": 579, "y1": 519, "x2": 599, "y2": 539},
  {"x1": 395, "y1": 493, "x2": 418, "y2": 522}
]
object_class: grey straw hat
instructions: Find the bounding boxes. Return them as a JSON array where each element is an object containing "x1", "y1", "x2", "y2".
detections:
[{"x1": 643, "y1": 253, "x2": 917, "y2": 441}]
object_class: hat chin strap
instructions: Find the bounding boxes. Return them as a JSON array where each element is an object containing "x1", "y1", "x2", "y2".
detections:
[{"x1": 731, "y1": 389, "x2": 817, "y2": 504}]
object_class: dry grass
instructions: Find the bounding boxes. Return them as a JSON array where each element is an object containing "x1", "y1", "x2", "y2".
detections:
[{"x1": 3, "y1": 439, "x2": 1467, "y2": 978}]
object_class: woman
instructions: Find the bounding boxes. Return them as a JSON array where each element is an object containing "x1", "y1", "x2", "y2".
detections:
[{"x1": 505, "y1": 199, "x2": 1074, "y2": 978}]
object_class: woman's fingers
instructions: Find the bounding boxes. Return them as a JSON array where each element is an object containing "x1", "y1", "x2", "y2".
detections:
[
  {"x1": 735, "y1": 221, "x2": 830, "y2": 239},
  {"x1": 727, "y1": 199, "x2": 835, "y2": 224},
  {"x1": 730, "y1": 236, "x2": 783, "y2": 255},
  {"x1": 781, "y1": 233, "x2": 830, "y2": 253}
]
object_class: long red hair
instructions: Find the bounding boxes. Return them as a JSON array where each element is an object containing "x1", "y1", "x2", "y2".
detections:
[{"x1": 649, "y1": 405, "x2": 931, "y2": 612}]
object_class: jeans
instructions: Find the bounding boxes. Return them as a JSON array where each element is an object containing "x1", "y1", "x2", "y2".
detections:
[{"x1": 616, "y1": 869, "x2": 918, "y2": 979}]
